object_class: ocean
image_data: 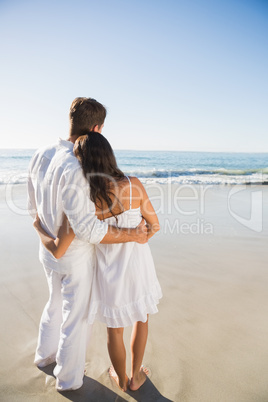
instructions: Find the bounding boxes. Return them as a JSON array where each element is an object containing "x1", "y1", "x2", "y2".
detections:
[{"x1": 0, "y1": 148, "x2": 268, "y2": 185}]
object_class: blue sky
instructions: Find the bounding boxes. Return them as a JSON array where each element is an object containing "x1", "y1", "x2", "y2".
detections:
[{"x1": 0, "y1": 0, "x2": 267, "y2": 151}]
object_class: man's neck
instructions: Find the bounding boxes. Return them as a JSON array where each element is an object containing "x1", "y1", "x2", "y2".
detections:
[{"x1": 67, "y1": 135, "x2": 79, "y2": 143}]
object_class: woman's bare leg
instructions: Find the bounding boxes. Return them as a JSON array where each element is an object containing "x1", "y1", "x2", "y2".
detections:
[
  {"x1": 107, "y1": 327, "x2": 129, "y2": 391},
  {"x1": 130, "y1": 316, "x2": 149, "y2": 391}
]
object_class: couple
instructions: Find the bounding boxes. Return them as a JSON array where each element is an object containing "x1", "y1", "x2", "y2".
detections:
[{"x1": 27, "y1": 97, "x2": 162, "y2": 393}]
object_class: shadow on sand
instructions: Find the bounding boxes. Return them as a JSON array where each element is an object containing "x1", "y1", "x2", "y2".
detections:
[{"x1": 40, "y1": 364, "x2": 173, "y2": 402}]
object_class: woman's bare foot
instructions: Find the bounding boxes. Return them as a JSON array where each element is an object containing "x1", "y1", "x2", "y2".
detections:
[
  {"x1": 129, "y1": 366, "x2": 148, "y2": 391},
  {"x1": 140, "y1": 365, "x2": 150, "y2": 376},
  {"x1": 108, "y1": 366, "x2": 129, "y2": 392}
]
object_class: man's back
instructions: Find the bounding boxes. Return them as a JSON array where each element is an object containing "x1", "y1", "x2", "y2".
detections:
[{"x1": 28, "y1": 138, "x2": 107, "y2": 273}]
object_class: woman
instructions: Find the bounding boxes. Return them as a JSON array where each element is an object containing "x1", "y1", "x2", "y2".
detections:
[{"x1": 33, "y1": 132, "x2": 162, "y2": 392}]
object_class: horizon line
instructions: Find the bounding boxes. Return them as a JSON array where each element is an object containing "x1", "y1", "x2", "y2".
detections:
[{"x1": 0, "y1": 147, "x2": 268, "y2": 154}]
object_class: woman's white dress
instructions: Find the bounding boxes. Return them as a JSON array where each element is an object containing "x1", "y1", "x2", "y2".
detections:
[{"x1": 88, "y1": 176, "x2": 162, "y2": 328}]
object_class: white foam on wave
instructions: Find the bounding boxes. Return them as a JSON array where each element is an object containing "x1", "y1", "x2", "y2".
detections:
[
  {"x1": 0, "y1": 172, "x2": 28, "y2": 185},
  {"x1": 139, "y1": 173, "x2": 268, "y2": 185},
  {"x1": 124, "y1": 167, "x2": 268, "y2": 178},
  {"x1": 1, "y1": 170, "x2": 268, "y2": 186}
]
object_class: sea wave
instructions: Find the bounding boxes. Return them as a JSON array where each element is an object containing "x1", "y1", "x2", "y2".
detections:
[
  {"x1": 1, "y1": 170, "x2": 268, "y2": 186},
  {"x1": 139, "y1": 175, "x2": 268, "y2": 185},
  {"x1": 123, "y1": 167, "x2": 268, "y2": 178},
  {"x1": 0, "y1": 173, "x2": 29, "y2": 185},
  {"x1": 0, "y1": 155, "x2": 33, "y2": 160},
  {"x1": 1, "y1": 149, "x2": 267, "y2": 185}
]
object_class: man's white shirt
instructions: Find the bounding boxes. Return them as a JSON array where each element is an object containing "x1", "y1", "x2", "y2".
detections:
[{"x1": 27, "y1": 138, "x2": 108, "y2": 273}]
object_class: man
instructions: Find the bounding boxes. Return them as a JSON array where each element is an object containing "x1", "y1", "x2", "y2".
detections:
[{"x1": 27, "y1": 97, "x2": 147, "y2": 391}]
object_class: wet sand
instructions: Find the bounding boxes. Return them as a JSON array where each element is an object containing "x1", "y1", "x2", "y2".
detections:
[{"x1": 0, "y1": 183, "x2": 268, "y2": 401}]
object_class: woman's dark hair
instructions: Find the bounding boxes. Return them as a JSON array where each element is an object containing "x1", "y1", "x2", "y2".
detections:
[{"x1": 74, "y1": 132, "x2": 125, "y2": 219}]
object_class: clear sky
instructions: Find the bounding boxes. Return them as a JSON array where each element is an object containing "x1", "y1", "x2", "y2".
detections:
[{"x1": 0, "y1": 0, "x2": 267, "y2": 151}]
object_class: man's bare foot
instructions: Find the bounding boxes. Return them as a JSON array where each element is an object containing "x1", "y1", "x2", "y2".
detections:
[
  {"x1": 108, "y1": 366, "x2": 129, "y2": 392},
  {"x1": 129, "y1": 366, "x2": 148, "y2": 391}
]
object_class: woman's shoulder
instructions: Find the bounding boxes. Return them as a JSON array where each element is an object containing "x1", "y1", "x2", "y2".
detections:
[
  {"x1": 127, "y1": 176, "x2": 145, "y2": 204},
  {"x1": 128, "y1": 176, "x2": 142, "y2": 186},
  {"x1": 129, "y1": 176, "x2": 145, "y2": 191}
]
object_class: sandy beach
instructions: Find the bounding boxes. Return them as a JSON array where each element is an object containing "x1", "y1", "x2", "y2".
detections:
[{"x1": 0, "y1": 183, "x2": 268, "y2": 402}]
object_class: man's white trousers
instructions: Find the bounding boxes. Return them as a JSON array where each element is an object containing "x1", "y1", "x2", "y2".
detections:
[{"x1": 34, "y1": 262, "x2": 93, "y2": 391}]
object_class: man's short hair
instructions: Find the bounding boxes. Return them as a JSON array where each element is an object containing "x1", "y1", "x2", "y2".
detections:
[{"x1": 69, "y1": 97, "x2": 107, "y2": 137}]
